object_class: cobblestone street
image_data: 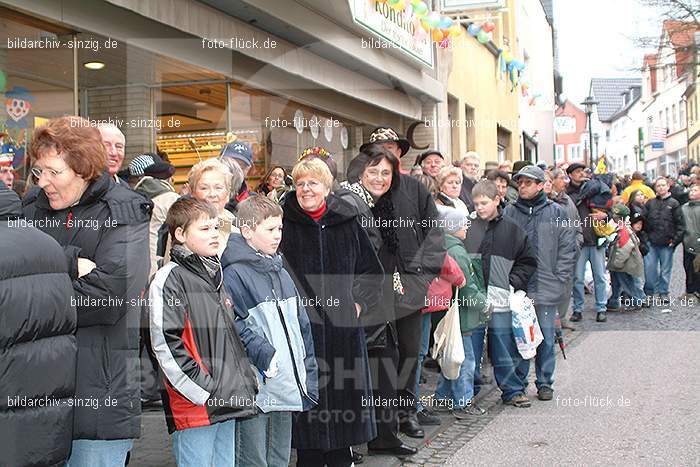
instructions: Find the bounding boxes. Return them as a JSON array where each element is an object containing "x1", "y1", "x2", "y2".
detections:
[{"x1": 129, "y1": 248, "x2": 699, "y2": 466}]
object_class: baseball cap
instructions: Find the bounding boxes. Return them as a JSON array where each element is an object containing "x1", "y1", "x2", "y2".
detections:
[
  {"x1": 219, "y1": 142, "x2": 253, "y2": 167},
  {"x1": 512, "y1": 165, "x2": 546, "y2": 183}
]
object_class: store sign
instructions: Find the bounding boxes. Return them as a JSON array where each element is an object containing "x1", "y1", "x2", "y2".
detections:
[
  {"x1": 554, "y1": 116, "x2": 576, "y2": 135},
  {"x1": 440, "y1": 0, "x2": 506, "y2": 12},
  {"x1": 349, "y1": 0, "x2": 434, "y2": 68}
]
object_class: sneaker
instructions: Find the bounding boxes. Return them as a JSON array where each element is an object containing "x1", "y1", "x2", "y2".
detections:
[
  {"x1": 596, "y1": 312, "x2": 607, "y2": 322},
  {"x1": 453, "y1": 403, "x2": 487, "y2": 419},
  {"x1": 569, "y1": 312, "x2": 582, "y2": 322},
  {"x1": 504, "y1": 393, "x2": 531, "y2": 408},
  {"x1": 606, "y1": 304, "x2": 622, "y2": 312},
  {"x1": 416, "y1": 408, "x2": 441, "y2": 426},
  {"x1": 537, "y1": 386, "x2": 554, "y2": 401}
]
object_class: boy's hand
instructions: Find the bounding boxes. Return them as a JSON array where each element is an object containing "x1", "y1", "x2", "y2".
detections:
[
  {"x1": 458, "y1": 279, "x2": 467, "y2": 288},
  {"x1": 77, "y1": 258, "x2": 96, "y2": 277},
  {"x1": 355, "y1": 303, "x2": 362, "y2": 318}
]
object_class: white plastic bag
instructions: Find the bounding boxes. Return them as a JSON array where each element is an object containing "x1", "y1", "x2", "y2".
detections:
[
  {"x1": 431, "y1": 291, "x2": 465, "y2": 380},
  {"x1": 510, "y1": 290, "x2": 543, "y2": 359}
]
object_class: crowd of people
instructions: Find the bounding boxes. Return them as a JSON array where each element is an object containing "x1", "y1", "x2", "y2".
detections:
[{"x1": 2, "y1": 118, "x2": 699, "y2": 467}]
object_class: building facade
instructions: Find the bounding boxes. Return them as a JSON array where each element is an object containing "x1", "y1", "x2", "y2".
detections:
[
  {"x1": 607, "y1": 85, "x2": 643, "y2": 175},
  {"x1": 554, "y1": 99, "x2": 587, "y2": 166}
]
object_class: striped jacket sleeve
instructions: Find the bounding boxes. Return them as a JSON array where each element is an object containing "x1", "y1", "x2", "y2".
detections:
[{"x1": 149, "y1": 263, "x2": 214, "y2": 405}]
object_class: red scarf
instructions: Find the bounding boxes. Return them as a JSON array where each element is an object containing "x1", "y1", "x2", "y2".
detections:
[{"x1": 306, "y1": 200, "x2": 327, "y2": 222}]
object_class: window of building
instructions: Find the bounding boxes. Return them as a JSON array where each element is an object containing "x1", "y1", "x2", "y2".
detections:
[
  {"x1": 672, "y1": 103, "x2": 677, "y2": 130},
  {"x1": 680, "y1": 100, "x2": 686, "y2": 128},
  {"x1": 556, "y1": 145, "x2": 564, "y2": 162},
  {"x1": 666, "y1": 107, "x2": 670, "y2": 130}
]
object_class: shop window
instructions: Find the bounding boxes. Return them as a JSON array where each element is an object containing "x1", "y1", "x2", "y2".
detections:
[{"x1": 0, "y1": 9, "x2": 75, "y2": 191}]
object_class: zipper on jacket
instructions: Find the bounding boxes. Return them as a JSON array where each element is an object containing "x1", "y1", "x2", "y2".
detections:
[{"x1": 271, "y1": 287, "x2": 317, "y2": 405}]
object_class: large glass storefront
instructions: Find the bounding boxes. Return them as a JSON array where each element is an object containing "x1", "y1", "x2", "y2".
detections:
[{"x1": 1, "y1": 8, "x2": 365, "y2": 191}]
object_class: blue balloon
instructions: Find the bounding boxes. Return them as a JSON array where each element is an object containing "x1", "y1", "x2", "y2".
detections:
[
  {"x1": 467, "y1": 23, "x2": 481, "y2": 36},
  {"x1": 439, "y1": 16, "x2": 453, "y2": 29}
]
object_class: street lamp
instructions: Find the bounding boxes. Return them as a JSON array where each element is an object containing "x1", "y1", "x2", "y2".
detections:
[
  {"x1": 581, "y1": 95, "x2": 599, "y2": 168},
  {"x1": 634, "y1": 145, "x2": 639, "y2": 172},
  {"x1": 593, "y1": 133, "x2": 600, "y2": 161}
]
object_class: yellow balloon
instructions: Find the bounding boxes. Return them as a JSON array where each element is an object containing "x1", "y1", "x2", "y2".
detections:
[
  {"x1": 390, "y1": 0, "x2": 405, "y2": 10},
  {"x1": 449, "y1": 24, "x2": 463, "y2": 37},
  {"x1": 503, "y1": 52, "x2": 513, "y2": 63}
]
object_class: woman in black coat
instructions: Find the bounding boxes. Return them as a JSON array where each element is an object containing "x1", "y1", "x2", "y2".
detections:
[
  {"x1": 0, "y1": 182, "x2": 77, "y2": 467},
  {"x1": 281, "y1": 157, "x2": 383, "y2": 467},
  {"x1": 352, "y1": 145, "x2": 445, "y2": 454},
  {"x1": 22, "y1": 117, "x2": 151, "y2": 466}
]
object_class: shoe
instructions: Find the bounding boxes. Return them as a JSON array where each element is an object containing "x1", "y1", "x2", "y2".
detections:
[
  {"x1": 659, "y1": 294, "x2": 670, "y2": 305},
  {"x1": 606, "y1": 305, "x2": 622, "y2": 312},
  {"x1": 351, "y1": 450, "x2": 363, "y2": 464},
  {"x1": 537, "y1": 386, "x2": 554, "y2": 401},
  {"x1": 368, "y1": 443, "x2": 418, "y2": 458},
  {"x1": 416, "y1": 408, "x2": 441, "y2": 426},
  {"x1": 504, "y1": 393, "x2": 531, "y2": 408},
  {"x1": 453, "y1": 403, "x2": 487, "y2": 419},
  {"x1": 625, "y1": 305, "x2": 642, "y2": 312},
  {"x1": 399, "y1": 414, "x2": 425, "y2": 438},
  {"x1": 569, "y1": 312, "x2": 582, "y2": 322},
  {"x1": 596, "y1": 312, "x2": 607, "y2": 322}
]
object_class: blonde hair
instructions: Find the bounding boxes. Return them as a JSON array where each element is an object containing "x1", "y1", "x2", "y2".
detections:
[
  {"x1": 436, "y1": 166, "x2": 463, "y2": 189},
  {"x1": 292, "y1": 157, "x2": 333, "y2": 190},
  {"x1": 188, "y1": 158, "x2": 233, "y2": 194}
]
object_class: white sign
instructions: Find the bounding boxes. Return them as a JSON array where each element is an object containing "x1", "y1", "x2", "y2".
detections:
[
  {"x1": 554, "y1": 116, "x2": 576, "y2": 135},
  {"x1": 350, "y1": 0, "x2": 434, "y2": 68},
  {"x1": 440, "y1": 0, "x2": 506, "y2": 12}
]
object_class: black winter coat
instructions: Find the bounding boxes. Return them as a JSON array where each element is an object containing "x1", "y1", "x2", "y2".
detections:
[
  {"x1": 567, "y1": 181, "x2": 598, "y2": 246},
  {"x1": 0, "y1": 184, "x2": 77, "y2": 467},
  {"x1": 644, "y1": 195, "x2": 684, "y2": 247},
  {"x1": 459, "y1": 175, "x2": 476, "y2": 212},
  {"x1": 22, "y1": 172, "x2": 151, "y2": 440},
  {"x1": 281, "y1": 192, "x2": 383, "y2": 450}
]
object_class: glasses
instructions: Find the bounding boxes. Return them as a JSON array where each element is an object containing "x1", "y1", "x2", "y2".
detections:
[
  {"x1": 295, "y1": 180, "x2": 321, "y2": 190},
  {"x1": 31, "y1": 166, "x2": 70, "y2": 179}
]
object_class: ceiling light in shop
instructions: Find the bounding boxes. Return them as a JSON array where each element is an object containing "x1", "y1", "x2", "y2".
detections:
[
  {"x1": 194, "y1": 101, "x2": 208, "y2": 107},
  {"x1": 83, "y1": 61, "x2": 105, "y2": 70}
]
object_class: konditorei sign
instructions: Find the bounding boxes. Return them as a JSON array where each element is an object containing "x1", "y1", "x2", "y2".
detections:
[{"x1": 350, "y1": 0, "x2": 434, "y2": 68}]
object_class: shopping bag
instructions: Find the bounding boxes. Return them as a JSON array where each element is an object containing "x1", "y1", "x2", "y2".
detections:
[
  {"x1": 510, "y1": 290, "x2": 543, "y2": 359},
  {"x1": 431, "y1": 290, "x2": 465, "y2": 380}
]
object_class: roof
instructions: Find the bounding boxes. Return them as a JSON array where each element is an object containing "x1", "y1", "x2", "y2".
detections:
[
  {"x1": 589, "y1": 78, "x2": 643, "y2": 122},
  {"x1": 609, "y1": 86, "x2": 642, "y2": 121},
  {"x1": 663, "y1": 20, "x2": 699, "y2": 49}
]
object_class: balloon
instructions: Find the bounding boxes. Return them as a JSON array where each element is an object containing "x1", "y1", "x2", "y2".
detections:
[
  {"x1": 414, "y1": 1, "x2": 428, "y2": 17},
  {"x1": 410, "y1": 0, "x2": 421, "y2": 5},
  {"x1": 426, "y1": 11, "x2": 440, "y2": 28},
  {"x1": 388, "y1": 0, "x2": 400, "y2": 4},
  {"x1": 420, "y1": 18, "x2": 431, "y2": 32},
  {"x1": 482, "y1": 21, "x2": 496, "y2": 32},
  {"x1": 502, "y1": 51, "x2": 513, "y2": 63},
  {"x1": 477, "y1": 29, "x2": 491, "y2": 43},
  {"x1": 390, "y1": 0, "x2": 405, "y2": 10},
  {"x1": 449, "y1": 24, "x2": 463, "y2": 37},
  {"x1": 413, "y1": 18, "x2": 428, "y2": 39},
  {"x1": 467, "y1": 23, "x2": 481, "y2": 36},
  {"x1": 405, "y1": 4, "x2": 413, "y2": 17},
  {"x1": 431, "y1": 28, "x2": 444, "y2": 42},
  {"x1": 376, "y1": 0, "x2": 388, "y2": 2},
  {"x1": 439, "y1": 16, "x2": 453, "y2": 30}
]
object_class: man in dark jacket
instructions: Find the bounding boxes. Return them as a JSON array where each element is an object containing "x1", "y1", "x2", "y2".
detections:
[
  {"x1": 504, "y1": 166, "x2": 577, "y2": 400},
  {"x1": 566, "y1": 163, "x2": 609, "y2": 322},
  {"x1": 643, "y1": 177, "x2": 685, "y2": 303},
  {"x1": 459, "y1": 152, "x2": 480, "y2": 211},
  {"x1": 0, "y1": 182, "x2": 77, "y2": 467}
]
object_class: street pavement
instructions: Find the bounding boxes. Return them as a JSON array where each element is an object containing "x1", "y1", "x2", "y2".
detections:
[{"x1": 129, "y1": 247, "x2": 699, "y2": 466}]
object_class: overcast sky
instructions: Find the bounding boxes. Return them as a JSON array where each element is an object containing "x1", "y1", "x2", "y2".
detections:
[{"x1": 556, "y1": 0, "x2": 663, "y2": 105}]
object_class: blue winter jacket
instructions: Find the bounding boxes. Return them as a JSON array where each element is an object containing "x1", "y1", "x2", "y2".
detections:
[
  {"x1": 222, "y1": 233, "x2": 319, "y2": 413},
  {"x1": 503, "y1": 191, "x2": 578, "y2": 306}
]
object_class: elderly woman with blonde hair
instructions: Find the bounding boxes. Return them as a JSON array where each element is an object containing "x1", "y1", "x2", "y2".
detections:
[
  {"x1": 280, "y1": 156, "x2": 383, "y2": 466},
  {"x1": 435, "y1": 165, "x2": 470, "y2": 215},
  {"x1": 187, "y1": 158, "x2": 239, "y2": 256}
]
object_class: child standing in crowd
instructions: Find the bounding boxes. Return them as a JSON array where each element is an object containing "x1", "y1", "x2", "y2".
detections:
[
  {"x1": 432, "y1": 206, "x2": 489, "y2": 418},
  {"x1": 149, "y1": 198, "x2": 258, "y2": 467},
  {"x1": 681, "y1": 184, "x2": 700, "y2": 300},
  {"x1": 221, "y1": 196, "x2": 318, "y2": 467},
  {"x1": 465, "y1": 181, "x2": 537, "y2": 408},
  {"x1": 606, "y1": 204, "x2": 647, "y2": 311}
]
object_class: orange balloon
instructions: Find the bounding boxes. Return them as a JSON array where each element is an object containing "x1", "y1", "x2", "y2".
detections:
[{"x1": 431, "y1": 28, "x2": 444, "y2": 42}]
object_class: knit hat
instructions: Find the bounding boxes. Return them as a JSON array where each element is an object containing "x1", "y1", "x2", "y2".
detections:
[
  {"x1": 512, "y1": 160, "x2": 533, "y2": 173},
  {"x1": 219, "y1": 142, "x2": 253, "y2": 167},
  {"x1": 360, "y1": 127, "x2": 410, "y2": 157},
  {"x1": 436, "y1": 205, "x2": 470, "y2": 235},
  {"x1": 414, "y1": 149, "x2": 444, "y2": 167},
  {"x1": 611, "y1": 203, "x2": 630, "y2": 219},
  {"x1": 512, "y1": 165, "x2": 546, "y2": 183},
  {"x1": 128, "y1": 153, "x2": 175, "y2": 179}
]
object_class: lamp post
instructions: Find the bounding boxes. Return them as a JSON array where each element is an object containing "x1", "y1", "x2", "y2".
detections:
[
  {"x1": 593, "y1": 133, "x2": 600, "y2": 162},
  {"x1": 634, "y1": 144, "x2": 639, "y2": 172},
  {"x1": 581, "y1": 95, "x2": 599, "y2": 168}
]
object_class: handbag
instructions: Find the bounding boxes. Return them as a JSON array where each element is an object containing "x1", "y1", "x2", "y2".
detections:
[{"x1": 431, "y1": 289, "x2": 465, "y2": 380}]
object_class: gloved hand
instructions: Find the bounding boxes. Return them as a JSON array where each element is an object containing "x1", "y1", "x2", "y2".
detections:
[
  {"x1": 264, "y1": 353, "x2": 279, "y2": 379},
  {"x1": 509, "y1": 289, "x2": 528, "y2": 314},
  {"x1": 693, "y1": 254, "x2": 700, "y2": 273}
]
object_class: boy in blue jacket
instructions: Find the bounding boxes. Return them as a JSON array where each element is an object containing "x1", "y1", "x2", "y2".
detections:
[{"x1": 221, "y1": 195, "x2": 318, "y2": 467}]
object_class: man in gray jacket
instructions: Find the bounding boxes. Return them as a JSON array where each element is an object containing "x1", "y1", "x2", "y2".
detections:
[{"x1": 504, "y1": 166, "x2": 577, "y2": 401}]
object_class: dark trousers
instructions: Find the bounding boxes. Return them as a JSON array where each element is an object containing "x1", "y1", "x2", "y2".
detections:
[
  {"x1": 366, "y1": 326, "x2": 401, "y2": 449},
  {"x1": 395, "y1": 309, "x2": 422, "y2": 418},
  {"x1": 683, "y1": 249, "x2": 700, "y2": 294},
  {"x1": 296, "y1": 447, "x2": 354, "y2": 467},
  {"x1": 471, "y1": 324, "x2": 487, "y2": 396}
]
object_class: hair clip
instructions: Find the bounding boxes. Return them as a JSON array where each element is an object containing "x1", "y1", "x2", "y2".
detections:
[{"x1": 298, "y1": 146, "x2": 332, "y2": 162}]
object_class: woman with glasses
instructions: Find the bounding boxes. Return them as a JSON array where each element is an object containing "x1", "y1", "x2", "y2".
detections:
[
  {"x1": 280, "y1": 156, "x2": 383, "y2": 467},
  {"x1": 187, "y1": 158, "x2": 237, "y2": 257},
  {"x1": 257, "y1": 165, "x2": 289, "y2": 202},
  {"x1": 22, "y1": 116, "x2": 151, "y2": 467}
]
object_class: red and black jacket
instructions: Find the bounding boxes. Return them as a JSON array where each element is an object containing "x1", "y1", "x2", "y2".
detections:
[{"x1": 148, "y1": 245, "x2": 258, "y2": 434}]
